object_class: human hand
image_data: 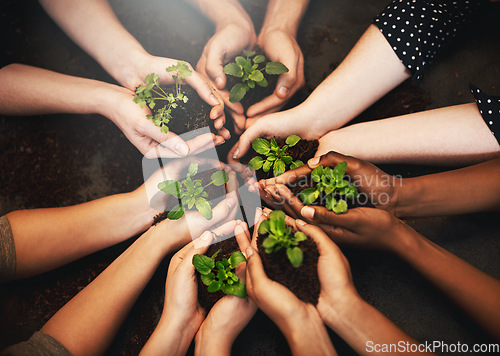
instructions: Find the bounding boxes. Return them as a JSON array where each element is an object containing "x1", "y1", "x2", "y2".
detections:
[
  {"x1": 262, "y1": 151, "x2": 401, "y2": 214},
  {"x1": 195, "y1": 221, "x2": 257, "y2": 355},
  {"x1": 141, "y1": 221, "x2": 238, "y2": 355},
  {"x1": 246, "y1": 29, "x2": 305, "y2": 119},
  {"x1": 122, "y1": 54, "x2": 229, "y2": 141}
]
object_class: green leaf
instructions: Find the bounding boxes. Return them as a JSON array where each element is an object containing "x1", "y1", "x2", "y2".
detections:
[
  {"x1": 229, "y1": 251, "x2": 247, "y2": 268},
  {"x1": 287, "y1": 247, "x2": 303, "y2": 267},
  {"x1": 188, "y1": 162, "x2": 198, "y2": 176},
  {"x1": 221, "y1": 283, "x2": 234, "y2": 295},
  {"x1": 211, "y1": 170, "x2": 229, "y2": 186},
  {"x1": 265, "y1": 62, "x2": 289, "y2": 75},
  {"x1": 230, "y1": 280, "x2": 247, "y2": 298},
  {"x1": 325, "y1": 194, "x2": 336, "y2": 211},
  {"x1": 262, "y1": 160, "x2": 273, "y2": 173},
  {"x1": 192, "y1": 254, "x2": 215, "y2": 274},
  {"x1": 252, "y1": 138, "x2": 271, "y2": 155},
  {"x1": 269, "y1": 210, "x2": 286, "y2": 235},
  {"x1": 258, "y1": 220, "x2": 270, "y2": 235},
  {"x1": 257, "y1": 77, "x2": 268, "y2": 87},
  {"x1": 253, "y1": 55, "x2": 265, "y2": 64},
  {"x1": 243, "y1": 50, "x2": 256, "y2": 58},
  {"x1": 223, "y1": 62, "x2": 244, "y2": 77},
  {"x1": 333, "y1": 161, "x2": 347, "y2": 180},
  {"x1": 336, "y1": 179, "x2": 349, "y2": 189},
  {"x1": 195, "y1": 198, "x2": 213, "y2": 220},
  {"x1": 157, "y1": 180, "x2": 181, "y2": 198},
  {"x1": 176, "y1": 61, "x2": 192, "y2": 78},
  {"x1": 248, "y1": 69, "x2": 264, "y2": 82},
  {"x1": 229, "y1": 83, "x2": 247, "y2": 103},
  {"x1": 311, "y1": 165, "x2": 324, "y2": 183},
  {"x1": 247, "y1": 80, "x2": 255, "y2": 89},
  {"x1": 294, "y1": 231, "x2": 307, "y2": 242},
  {"x1": 270, "y1": 138, "x2": 279, "y2": 151},
  {"x1": 167, "y1": 204, "x2": 185, "y2": 220},
  {"x1": 248, "y1": 156, "x2": 264, "y2": 170},
  {"x1": 207, "y1": 280, "x2": 222, "y2": 293},
  {"x1": 285, "y1": 135, "x2": 301, "y2": 147},
  {"x1": 273, "y1": 159, "x2": 286, "y2": 177},
  {"x1": 345, "y1": 183, "x2": 359, "y2": 199},
  {"x1": 290, "y1": 160, "x2": 304, "y2": 169},
  {"x1": 332, "y1": 199, "x2": 348, "y2": 214},
  {"x1": 200, "y1": 272, "x2": 215, "y2": 286},
  {"x1": 235, "y1": 56, "x2": 247, "y2": 67},
  {"x1": 262, "y1": 236, "x2": 278, "y2": 250},
  {"x1": 299, "y1": 188, "x2": 320, "y2": 205},
  {"x1": 281, "y1": 156, "x2": 293, "y2": 165}
]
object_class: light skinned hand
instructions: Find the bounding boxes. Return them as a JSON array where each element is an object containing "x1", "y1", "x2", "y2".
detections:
[{"x1": 246, "y1": 29, "x2": 305, "y2": 119}]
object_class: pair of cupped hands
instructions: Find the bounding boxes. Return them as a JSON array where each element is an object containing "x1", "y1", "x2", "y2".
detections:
[{"x1": 136, "y1": 150, "x2": 416, "y2": 351}]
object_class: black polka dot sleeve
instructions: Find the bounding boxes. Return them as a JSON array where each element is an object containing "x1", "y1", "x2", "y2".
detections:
[
  {"x1": 373, "y1": 0, "x2": 482, "y2": 81},
  {"x1": 471, "y1": 85, "x2": 500, "y2": 144}
]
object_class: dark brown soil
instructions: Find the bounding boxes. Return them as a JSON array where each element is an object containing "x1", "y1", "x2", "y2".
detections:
[
  {"x1": 147, "y1": 85, "x2": 216, "y2": 140},
  {"x1": 240, "y1": 138, "x2": 319, "y2": 181},
  {"x1": 225, "y1": 47, "x2": 279, "y2": 112},
  {"x1": 195, "y1": 237, "x2": 241, "y2": 312},
  {"x1": 257, "y1": 229, "x2": 320, "y2": 305},
  {"x1": 152, "y1": 167, "x2": 227, "y2": 226}
]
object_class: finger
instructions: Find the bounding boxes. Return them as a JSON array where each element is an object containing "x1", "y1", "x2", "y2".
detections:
[
  {"x1": 230, "y1": 122, "x2": 269, "y2": 160},
  {"x1": 205, "y1": 47, "x2": 227, "y2": 89},
  {"x1": 246, "y1": 94, "x2": 286, "y2": 118},
  {"x1": 264, "y1": 163, "x2": 312, "y2": 186},
  {"x1": 294, "y1": 219, "x2": 340, "y2": 256},
  {"x1": 274, "y1": 184, "x2": 304, "y2": 219},
  {"x1": 251, "y1": 212, "x2": 266, "y2": 250},
  {"x1": 230, "y1": 110, "x2": 247, "y2": 135},
  {"x1": 218, "y1": 87, "x2": 244, "y2": 115},
  {"x1": 170, "y1": 230, "x2": 214, "y2": 271},
  {"x1": 187, "y1": 71, "x2": 220, "y2": 107},
  {"x1": 308, "y1": 151, "x2": 353, "y2": 170},
  {"x1": 216, "y1": 126, "x2": 231, "y2": 140},
  {"x1": 244, "y1": 245, "x2": 269, "y2": 297},
  {"x1": 234, "y1": 221, "x2": 251, "y2": 256},
  {"x1": 143, "y1": 127, "x2": 189, "y2": 158},
  {"x1": 184, "y1": 133, "x2": 217, "y2": 156},
  {"x1": 300, "y1": 205, "x2": 360, "y2": 231}
]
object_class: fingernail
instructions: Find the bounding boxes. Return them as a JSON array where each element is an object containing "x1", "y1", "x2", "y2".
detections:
[
  {"x1": 296, "y1": 219, "x2": 306, "y2": 226},
  {"x1": 234, "y1": 224, "x2": 244, "y2": 235},
  {"x1": 233, "y1": 148, "x2": 240, "y2": 159},
  {"x1": 226, "y1": 198, "x2": 236, "y2": 208},
  {"x1": 215, "y1": 77, "x2": 224, "y2": 88},
  {"x1": 308, "y1": 156, "x2": 320, "y2": 167},
  {"x1": 301, "y1": 206, "x2": 315, "y2": 219},
  {"x1": 215, "y1": 120, "x2": 223, "y2": 129},
  {"x1": 246, "y1": 246, "x2": 254, "y2": 257},
  {"x1": 201, "y1": 231, "x2": 212, "y2": 241},
  {"x1": 209, "y1": 93, "x2": 219, "y2": 105},
  {"x1": 278, "y1": 86, "x2": 288, "y2": 97},
  {"x1": 174, "y1": 142, "x2": 189, "y2": 156}
]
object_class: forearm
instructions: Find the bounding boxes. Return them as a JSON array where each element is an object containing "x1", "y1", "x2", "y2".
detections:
[
  {"x1": 260, "y1": 0, "x2": 309, "y2": 37},
  {"x1": 7, "y1": 191, "x2": 155, "y2": 279},
  {"x1": 41, "y1": 229, "x2": 170, "y2": 355},
  {"x1": 317, "y1": 103, "x2": 500, "y2": 166},
  {"x1": 396, "y1": 158, "x2": 500, "y2": 218},
  {"x1": 186, "y1": 0, "x2": 254, "y2": 32},
  {"x1": 194, "y1": 326, "x2": 233, "y2": 356},
  {"x1": 40, "y1": 0, "x2": 149, "y2": 88},
  {"x1": 303, "y1": 25, "x2": 410, "y2": 135},
  {"x1": 394, "y1": 231, "x2": 500, "y2": 341},
  {"x1": 323, "y1": 295, "x2": 430, "y2": 355},
  {"x1": 142, "y1": 317, "x2": 198, "y2": 356},
  {"x1": 0, "y1": 63, "x2": 123, "y2": 116}
]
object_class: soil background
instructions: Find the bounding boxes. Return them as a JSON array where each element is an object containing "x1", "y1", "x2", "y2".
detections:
[{"x1": 1, "y1": 0, "x2": 500, "y2": 355}]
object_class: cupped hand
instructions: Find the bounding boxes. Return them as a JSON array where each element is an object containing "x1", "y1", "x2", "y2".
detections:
[
  {"x1": 246, "y1": 29, "x2": 305, "y2": 119},
  {"x1": 196, "y1": 23, "x2": 256, "y2": 134}
]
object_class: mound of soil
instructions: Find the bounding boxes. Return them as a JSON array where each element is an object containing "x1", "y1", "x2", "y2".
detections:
[
  {"x1": 257, "y1": 230, "x2": 320, "y2": 305},
  {"x1": 195, "y1": 237, "x2": 242, "y2": 312}
]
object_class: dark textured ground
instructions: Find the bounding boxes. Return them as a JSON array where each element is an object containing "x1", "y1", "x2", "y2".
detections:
[{"x1": 1, "y1": 0, "x2": 500, "y2": 355}]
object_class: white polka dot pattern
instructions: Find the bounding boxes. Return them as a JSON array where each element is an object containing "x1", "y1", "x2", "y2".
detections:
[
  {"x1": 373, "y1": 0, "x2": 481, "y2": 80},
  {"x1": 471, "y1": 84, "x2": 500, "y2": 142}
]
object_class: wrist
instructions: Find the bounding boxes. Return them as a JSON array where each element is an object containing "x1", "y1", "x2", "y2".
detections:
[
  {"x1": 393, "y1": 177, "x2": 422, "y2": 218},
  {"x1": 143, "y1": 315, "x2": 199, "y2": 356},
  {"x1": 195, "y1": 322, "x2": 233, "y2": 356},
  {"x1": 318, "y1": 290, "x2": 363, "y2": 331}
]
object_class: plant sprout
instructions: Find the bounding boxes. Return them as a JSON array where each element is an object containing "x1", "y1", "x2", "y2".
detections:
[
  {"x1": 157, "y1": 163, "x2": 228, "y2": 220},
  {"x1": 249, "y1": 135, "x2": 304, "y2": 176},
  {"x1": 259, "y1": 210, "x2": 307, "y2": 268},
  {"x1": 133, "y1": 61, "x2": 192, "y2": 133},
  {"x1": 193, "y1": 249, "x2": 247, "y2": 298},
  {"x1": 223, "y1": 50, "x2": 289, "y2": 103},
  {"x1": 299, "y1": 162, "x2": 358, "y2": 214}
]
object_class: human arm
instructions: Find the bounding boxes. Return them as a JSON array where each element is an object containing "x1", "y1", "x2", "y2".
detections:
[
  {"x1": 39, "y1": 198, "x2": 236, "y2": 355},
  {"x1": 246, "y1": 0, "x2": 308, "y2": 119},
  {"x1": 194, "y1": 221, "x2": 257, "y2": 356},
  {"x1": 296, "y1": 207, "x2": 500, "y2": 341},
  {"x1": 187, "y1": 0, "x2": 256, "y2": 133}
]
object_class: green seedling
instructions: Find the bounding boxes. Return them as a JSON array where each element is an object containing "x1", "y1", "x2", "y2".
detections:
[
  {"x1": 258, "y1": 210, "x2": 307, "y2": 268},
  {"x1": 249, "y1": 135, "x2": 304, "y2": 176},
  {"x1": 157, "y1": 163, "x2": 228, "y2": 220},
  {"x1": 299, "y1": 161, "x2": 358, "y2": 214},
  {"x1": 223, "y1": 50, "x2": 288, "y2": 103},
  {"x1": 193, "y1": 249, "x2": 247, "y2": 298},
  {"x1": 134, "y1": 61, "x2": 192, "y2": 134}
]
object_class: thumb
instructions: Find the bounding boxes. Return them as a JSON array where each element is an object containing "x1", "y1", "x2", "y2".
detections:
[
  {"x1": 245, "y1": 246, "x2": 267, "y2": 284},
  {"x1": 143, "y1": 124, "x2": 189, "y2": 158},
  {"x1": 275, "y1": 67, "x2": 296, "y2": 100},
  {"x1": 205, "y1": 49, "x2": 226, "y2": 90}
]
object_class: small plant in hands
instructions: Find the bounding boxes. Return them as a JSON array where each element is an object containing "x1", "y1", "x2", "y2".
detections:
[
  {"x1": 157, "y1": 163, "x2": 228, "y2": 220},
  {"x1": 133, "y1": 61, "x2": 192, "y2": 133},
  {"x1": 223, "y1": 50, "x2": 288, "y2": 103},
  {"x1": 299, "y1": 161, "x2": 358, "y2": 214},
  {"x1": 193, "y1": 248, "x2": 247, "y2": 298},
  {"x1": 259, "y1": 210, "x2": 307, "y2": 268},
  {"x1": 249, "y1": 135, "x2": 304, "y2": 176}
]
